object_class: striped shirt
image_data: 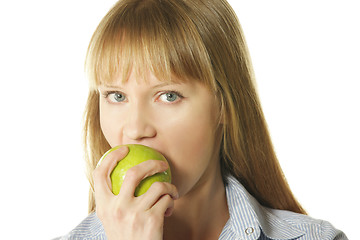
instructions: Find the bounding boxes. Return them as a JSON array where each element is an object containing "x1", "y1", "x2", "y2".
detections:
[{"x1": 57, "y1": 176, "x2": 347, "y2": 239}]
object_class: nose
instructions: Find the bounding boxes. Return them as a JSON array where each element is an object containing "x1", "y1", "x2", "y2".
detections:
[{"x1": 123, "y1": 103, "x2": 156, "y2": 141}]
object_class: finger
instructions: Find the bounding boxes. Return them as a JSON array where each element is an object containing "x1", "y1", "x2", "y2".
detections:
[
  {"x1": 93, "y1": 146, "x2": 129, "y2": 196},
  {"x1": 139, "y1": 182, "x2": 178, "y2": 210},
  {"x1": 119, "y1": 160, "x2": 169, "y2": 198},
  {"x1": 150, "y1": 194, "x2": 175, "y2": 217}
]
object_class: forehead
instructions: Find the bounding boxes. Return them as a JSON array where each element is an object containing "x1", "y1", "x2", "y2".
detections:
[
  {"x1": 85, "y1": 0, "x2": 217, "y2": 92},
  {"x1": 98, "y1": 67, "x2": 189, "y2": 88}
]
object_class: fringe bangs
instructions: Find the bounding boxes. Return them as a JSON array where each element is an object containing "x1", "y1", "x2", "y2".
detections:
[{"x1": 85, "y1": 0, "x2": 216, "y2": 90}]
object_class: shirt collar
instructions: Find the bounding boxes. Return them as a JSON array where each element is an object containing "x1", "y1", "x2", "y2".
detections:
[{"x1": 224, "y1": 175, "x2": 305, "y2": 240}]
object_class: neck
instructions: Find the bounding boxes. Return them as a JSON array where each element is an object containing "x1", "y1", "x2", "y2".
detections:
[{"x1": 163, "y1": 167, "x2": 229, "y2": 240}]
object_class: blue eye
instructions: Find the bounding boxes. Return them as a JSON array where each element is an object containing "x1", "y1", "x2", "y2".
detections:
[
  {"x1": 107, "y1": 92, "x2": 126, "y2": 103},
  {"x1": 165, "y1": 92, "x2": 178, "y2": 102},
  {"x1": 159, "y1": 91, "x2": 182, "y2": 103}
]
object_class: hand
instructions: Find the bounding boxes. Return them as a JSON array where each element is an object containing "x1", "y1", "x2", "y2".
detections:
[{"x1": 93, "y1": 146, "x2": 178, "y2": 240}]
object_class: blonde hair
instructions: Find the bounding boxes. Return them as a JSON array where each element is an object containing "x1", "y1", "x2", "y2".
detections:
[{"x1": 83, "y1": 0, "x2": 306, "y2": 214}]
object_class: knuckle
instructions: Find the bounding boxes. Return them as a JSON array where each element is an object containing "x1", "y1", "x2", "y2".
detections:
[
  {"x1": 132, "y1": 211, "x2": 142, "y2": 222},
  {"x1": 96, "y1": 205, "x2": 125, "y2": 222},
  {"x1": 150, "y1": 181, "x2": 166, "y2": 193},
  {"x1": 147, "y1": 214, "x2": 162, "y2": 228},
  {"x1": 92, "y1": 168, "x2": 102, "y2": 180},
  {"x1": 161, "y1": 194, "x2": 173, "y2": 204},
  {"x1": 111, "y1": 209, "x2": 124, "y2": 221},
  {"x1": 125, "y1": 167, "x2": 138, "y2": 181},
  {"x1": 150, "y1": 159, "x2": 161, "y2": 167},
  {"x1": 163, "y1": 194, "x2": 172, "y2": 201}
]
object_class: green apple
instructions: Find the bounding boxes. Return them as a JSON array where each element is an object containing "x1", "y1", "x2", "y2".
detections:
[{"x1": 100, "y1": 144, "x2": 171, "y2": 196}]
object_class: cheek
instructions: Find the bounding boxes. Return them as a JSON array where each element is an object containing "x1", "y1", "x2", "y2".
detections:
[
  {"x1": 172, "y1": 117, "x2": 214, "y2": 154},
  {"x1": 160, "y1": 108, "x2": 219, "y2": 192},
  {"x1": 99, "y1": 102, "x2": 122, "y2": 147}
]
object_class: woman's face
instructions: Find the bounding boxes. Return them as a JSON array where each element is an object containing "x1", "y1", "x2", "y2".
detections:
[{"x1": 98, "y1": 71, "x2": 222, "y2": 197}]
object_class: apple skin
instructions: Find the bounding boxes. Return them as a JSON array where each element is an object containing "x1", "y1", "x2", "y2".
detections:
[{"x1": 100, "y1": 144, "x2": 171, "y2": 196}]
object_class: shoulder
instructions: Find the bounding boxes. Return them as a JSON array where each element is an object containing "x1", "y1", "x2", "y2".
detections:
[
  {"x1": 266, "y1": 208, "x2": 348, "y2": 240},
  {"x1": 224, "y1": 176, "x2": 348, "y2": 240},
  {"x1": 57, "y1": 212, "x2": 106, "y2": 240}
]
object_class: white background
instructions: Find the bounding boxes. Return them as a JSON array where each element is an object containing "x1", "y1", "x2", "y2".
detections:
[{"x1": 0, "y1": 0, "x2": 358, "y2": 239}]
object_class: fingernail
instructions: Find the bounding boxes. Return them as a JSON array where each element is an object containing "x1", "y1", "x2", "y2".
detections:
[
  {"x1": 174, "y1": 193, "x2": 180, "y2": 200},
  {"x1": 161, "y1": 161, "x2": 168, "y2": 169},
  {"x1": 165, "y1": 207, "x2": 174, "y2": 217}
]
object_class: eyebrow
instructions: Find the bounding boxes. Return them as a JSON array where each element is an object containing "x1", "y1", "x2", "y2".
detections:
[
  {"x1": 100, "y1": 82, "x2": 183, "y2": 89},
  {"x1": 100, "y1": 83, "x2": 122, "y2": 89},
  {"x1": 153, "y1": 82, "x2": 183, "y2": 88}
]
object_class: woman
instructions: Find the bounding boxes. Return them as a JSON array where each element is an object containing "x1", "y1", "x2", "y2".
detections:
[{"x1": 60, "y1": 0, "x2": 347, "y2": 239}]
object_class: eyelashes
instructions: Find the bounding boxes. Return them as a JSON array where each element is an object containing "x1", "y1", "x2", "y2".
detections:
[
  {"x1": 101, "y1": 90, "x2": 185, "y2": 104},
  {"x1": 158, "y1": 91, "x2": 184, "y2": 103},
  {"x1": 102, "y1": 91, "x2": 126, "y2": 103}
]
